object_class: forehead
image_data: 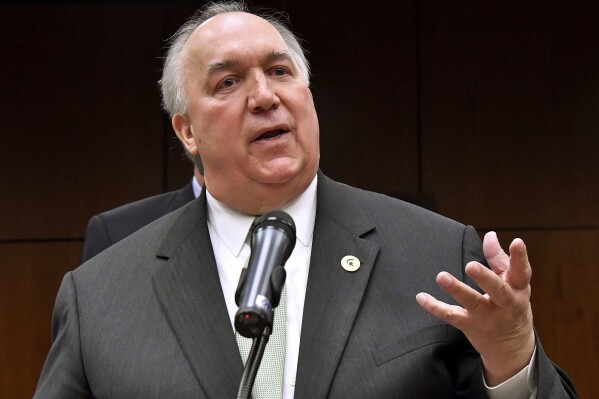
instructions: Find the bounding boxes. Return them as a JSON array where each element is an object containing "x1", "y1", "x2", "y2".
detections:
[{"x1": 183, "y1": 12, "x2": 287, "y2": 69}]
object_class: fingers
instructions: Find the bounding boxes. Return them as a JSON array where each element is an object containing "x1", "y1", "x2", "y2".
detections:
[
  {"x1": 464, "y1": 263, "x2": 514, "y2": 308},
  {"x1": 483, "y1": 232, "x2": 532, "y2": 291},
  {"x1": 435, "y1": 265, "x2": 515, "y2": 309},
  {"x1": 482, "y1": 231, "x2": 508, "y2": 274},
  {"x1": 436, "y1": 271, "x2": 483, "y2": 311},
  {"x1": 506, "y1": 238, "x2": 532, "y2": 290},
  {"x1": 418, "y1": 233, "x2": 533, "y2": 331},
  {"x1": 416, "y1": 292, "x2": 469, "y2": 328}
]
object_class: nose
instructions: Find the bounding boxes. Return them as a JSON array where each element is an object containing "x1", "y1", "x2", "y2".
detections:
[{"x1": 247, "y1": 72, "x2": 280, "y2": 113}]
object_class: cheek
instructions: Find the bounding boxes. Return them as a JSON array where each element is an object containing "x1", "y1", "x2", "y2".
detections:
[
  {"x1": 195, "y1": 125, "x2": 243, "y2": 168},
  {"x1": 297, "y1": 89, "x2": 318, "y2": 125},
  {"x1": 298, "y1": 103, "x2": 320, "y2": 146},
  {"x1": 190, "y1": 105, "x2": 230, "y2": 147}
]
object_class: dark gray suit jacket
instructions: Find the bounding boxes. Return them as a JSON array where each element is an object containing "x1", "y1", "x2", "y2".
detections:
[
  {"x1": 81, "y1": 181, "x2": 196, "y2": 262},
  {"x1": 35, "y1": 173, "x2": 576, "y2": 398}
]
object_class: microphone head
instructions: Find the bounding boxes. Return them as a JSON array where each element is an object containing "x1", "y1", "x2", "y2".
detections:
[
  {"x1": 235, "y1": 210, "x2": 296, "y2": 338},
  {"x1": 251, "y1": 210, "x2": 296, "y2": 261}
]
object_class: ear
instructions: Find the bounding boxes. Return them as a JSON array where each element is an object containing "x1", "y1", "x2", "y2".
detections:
[{"x1": 172, "y1": 113, "x2": 199, "y2": 155}]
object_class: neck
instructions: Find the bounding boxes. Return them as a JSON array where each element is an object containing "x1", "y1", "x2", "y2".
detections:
[{"x1": 205, "y1": 171, "x2": 317, "y2": 215}]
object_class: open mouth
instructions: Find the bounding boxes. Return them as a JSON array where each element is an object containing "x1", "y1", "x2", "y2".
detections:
[{"x1": 253, "y1": 129, "x2": 289, "y2": 142}]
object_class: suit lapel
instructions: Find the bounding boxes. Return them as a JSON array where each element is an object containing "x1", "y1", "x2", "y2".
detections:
[
  {"x1": 151, "y1": 195, "x2": 243, "y2": 398},
  {"x1": 295, "y1": 174, "x2": 379, "y2": 399}
]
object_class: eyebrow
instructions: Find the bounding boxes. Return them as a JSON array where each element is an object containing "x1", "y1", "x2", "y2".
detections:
[
  {"x1": 263, "y1": 49, "x2": 294, "y2": 65},
  {"x1": 206, "y1": 58, "x2": 240, "y2": 75},
  {"x1": 206, "y1": 50, "x2": 294, "y2": 75}
]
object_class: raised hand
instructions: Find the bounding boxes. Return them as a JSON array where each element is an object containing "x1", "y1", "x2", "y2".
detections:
[{"x1": 416, "y1": 231, "x2": 536, "y2": 385}]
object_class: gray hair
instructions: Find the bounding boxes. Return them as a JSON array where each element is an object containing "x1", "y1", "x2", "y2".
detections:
[{"x1": 159, "y1": 1, "x2": 310, "y2": 118}]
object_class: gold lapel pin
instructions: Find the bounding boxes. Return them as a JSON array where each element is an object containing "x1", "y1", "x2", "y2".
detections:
[{"x1": 341, "y1": 255, "x2": 361, "y2": 272}]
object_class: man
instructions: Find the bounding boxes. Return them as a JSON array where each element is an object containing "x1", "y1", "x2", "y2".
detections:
[
  {"x1": 35, "y1": 2, "x2": 576, "y2": 398},
  {"x1": 80, "y1": 166, "x2": 202, "y2": 262}
]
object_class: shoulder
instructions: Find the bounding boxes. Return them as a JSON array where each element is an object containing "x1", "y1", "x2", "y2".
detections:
[
  {"x1": 318, "y1": 173, "x2": 463, "y2": 231},
  {"x1": 82, "y1": 183, "x2": 195, "y2": 256},
  {"x1": 316, "y1": 173, "x2": 484, "y2": 286},
  {"x1": 96, "y1": 183, "x2": 194, "y2": 226},
  {"x1": 77, "y1": 199, "x2": 199, "y2": 282}
]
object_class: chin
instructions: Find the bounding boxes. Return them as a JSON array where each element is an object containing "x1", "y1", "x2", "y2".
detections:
[
  {"x1": 255, "y1": 158, "x2": 305, "y2": 183},
  {"x1": 259, "y1": 171, "x2": 300, "y2": 185}
]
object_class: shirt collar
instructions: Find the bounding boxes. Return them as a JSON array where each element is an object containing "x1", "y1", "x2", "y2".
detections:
[
  {"x1": 206, "y1": 175, "x2": 318, "y2": 257},
  {"x1": 192, "y1": 176, "x2": 202, "y2": 198}
]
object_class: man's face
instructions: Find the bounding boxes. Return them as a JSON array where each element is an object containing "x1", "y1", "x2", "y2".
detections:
[{"x1": 173, "y1": 12, "x2": 320, "y2": 214}]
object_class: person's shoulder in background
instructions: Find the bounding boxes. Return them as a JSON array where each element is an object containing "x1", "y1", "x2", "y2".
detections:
[{"x1": 81, "y1": 181, "x2": 196, "y2": 263}]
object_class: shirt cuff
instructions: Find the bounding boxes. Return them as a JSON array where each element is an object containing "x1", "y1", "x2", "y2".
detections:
[{"x1": 484, "y1": 346, "x2": 538, "y2": 399}]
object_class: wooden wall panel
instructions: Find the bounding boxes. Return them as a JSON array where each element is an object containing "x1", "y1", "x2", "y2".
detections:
[
  {"x1": 419, "y1": 1, "x2": 599, "y2": 229},
  {"x1": 285, "y1": 1, "x2": 420, "y2": 195},
  {"x1": 0, "y1": 4, "x2": 168, "y2": 240},
  {"x1": 0, "y1": 241, "x2": 82, "y2": 398},
  {"x1": 485, "y1": 229, "x2": 598, "y2": 398}
]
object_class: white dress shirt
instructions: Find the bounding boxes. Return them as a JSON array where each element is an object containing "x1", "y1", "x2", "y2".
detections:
[
  {"x1": 204, "y1": 174, "x2": 534, "y2": 399},
  {"x1": 207, "y1": 175, "x2": 317, "y2": 399}
]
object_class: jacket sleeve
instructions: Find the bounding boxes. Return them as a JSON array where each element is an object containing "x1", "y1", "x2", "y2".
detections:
[
  {"x1": 534, "y1": 336, "x2": 578, "y2": 398},
  {"x1": 33, "y1": 272, "x2": 91, "y2": 398}
]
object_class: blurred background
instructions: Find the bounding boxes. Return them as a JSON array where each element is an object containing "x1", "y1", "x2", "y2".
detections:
[{"x1": 1, "y1": 0, "x2": 597, "y2": 397}]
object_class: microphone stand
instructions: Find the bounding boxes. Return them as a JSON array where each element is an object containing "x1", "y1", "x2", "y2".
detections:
[
  {"x1": 236, "y1": 327, "x2": 271, "y2": 399},
  {"x1": 235, "y1": 268, "x2": 285, "y2": 399}
]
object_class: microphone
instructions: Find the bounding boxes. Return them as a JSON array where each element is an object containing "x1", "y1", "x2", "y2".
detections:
[{"x1": 235, "y1": 210, "x2": 296, "y2": 338}]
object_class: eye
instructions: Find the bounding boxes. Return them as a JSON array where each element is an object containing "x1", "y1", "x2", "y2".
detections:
[
  {"x1": 270, "y1": 66, "x2": 290, "y2": 77},
  {"x1": 217, "y1": 76, "x2": 238, "y2": 91}
]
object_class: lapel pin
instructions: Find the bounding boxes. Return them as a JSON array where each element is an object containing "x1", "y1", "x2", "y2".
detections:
[{"x1": 341, "y1": 255, "x2": 361, "y2": 272}]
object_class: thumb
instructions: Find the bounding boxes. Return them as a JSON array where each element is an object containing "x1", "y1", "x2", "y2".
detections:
[{"x1": 483, "y1": 231, "x2": 509, "y2": 274}]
